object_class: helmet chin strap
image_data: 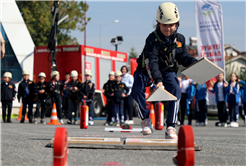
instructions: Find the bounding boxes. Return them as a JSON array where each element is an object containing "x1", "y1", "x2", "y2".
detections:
[{"x1": 168, "y1": 22, "x2": 179, "y2": 40}]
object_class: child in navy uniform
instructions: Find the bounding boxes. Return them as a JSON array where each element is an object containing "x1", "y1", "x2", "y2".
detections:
[
  {"x1": 227, "y1": 73, "x2": 240, "y2": 127},
  {"x1": 112, "y1": 71, "x2": 129, "y2": 126},
  {"x1": 81, "y1": 71, "x2": 95, "y2": 126},
  {"x1": 67, "y1": 70, "x2": 81, "y2": 125},
  {"x1": 18, "y1": 70, "x2": 35, "y2": 123},
  {"x1": 102, "y1": 71, "x2": 115, "y2": 126},
  {"x1": 34, "y1": 72, "x2": 48, "y2": 124},
  {"x1": 48, "y1": 71, "x2": 64, "y2": 124},
  {"x1": 1, "y1": 72, "x2": 16, "y2": 123},
  {"x1": 131, "y1": 2, "x2": 197, "y2": 138},
  {"x1": 209, "y1": 73, "x2": 228, "y2": 127}
]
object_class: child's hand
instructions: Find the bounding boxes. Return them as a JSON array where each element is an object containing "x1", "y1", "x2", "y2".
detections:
[
  {"x1": 156, "y1": 82, "x2": 163, "y2": 88},
  {"x1": 224, "y1": 82, "x2": 228, "y2": 88},
  {"x1": 111, "y1": 93, "x2": 114, "y2": 96},
  {"x1": 208, "y1": 87, "x2": 213, "y2": 91},
  {"x1": 84, "y1": 96, "x2": 88, "y2": 99},
  {"x1": 74, "y1": 87, "x2": 78, "y2": 91},
  {"x1": 39, "y1": 89, "x2": 45, "y2": 93},
  {"x1": 101, "y1": 89, "x2": 105, "y2": 93},
  {"x1": 122, "y1": 93, "x2": 126, "y2": 97}
]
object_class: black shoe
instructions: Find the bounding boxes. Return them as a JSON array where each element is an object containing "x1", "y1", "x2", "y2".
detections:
[
  {"x1": 67, "y1": 120, "x2": 72, "y2": 124},
  {"x1": 7, "y1": 119, "x2": 12, "y2": 123},
  {"x1": 2, "y1": 119, "x2": 6, "y2": 123},
  {"x1": 29, "y1": 120, "x2": 33, "y2": 123},
  {"x1": 20, "y1": 120, "x2": 24, "y2": 123}
]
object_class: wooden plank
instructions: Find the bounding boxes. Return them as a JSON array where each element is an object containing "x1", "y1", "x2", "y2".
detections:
[
  {"x1": 125, "y1": 138, "x2": 177, "y2": 146},
  {"x1": 105, "y1": 128, "x2": 142, "y2": 132},
  {"x1": 181, "y1": 57, "x2": 224, "y2": 84},
  {"x1": 146, "y1": 87, "x2": 177, "y2": 102}
]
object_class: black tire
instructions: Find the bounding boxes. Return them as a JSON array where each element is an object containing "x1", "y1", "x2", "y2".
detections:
[{"x1": 93, "y1": 95, "x2": 103, "y2": 117}]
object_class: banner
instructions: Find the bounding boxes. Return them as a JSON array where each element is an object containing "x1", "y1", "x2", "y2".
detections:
[{"x1": 195, "y1": 0, "x2": 225, "y2": 105}]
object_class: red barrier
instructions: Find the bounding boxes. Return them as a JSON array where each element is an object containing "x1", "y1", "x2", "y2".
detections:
[{"x1": 53, "y1": 127, "x2": 68, "y2": 166}]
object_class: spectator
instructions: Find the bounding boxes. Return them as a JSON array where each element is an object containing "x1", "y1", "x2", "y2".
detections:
[
  {"x1": 121, "y1": 66, "x2": 134, "y2": 124},
  {"x1": 180, "y1": 75, "x2": 193, "y2": 125},
  {"x1": 239, "y1": 74, "x2": 246, "y2": 127},
  {"x1": 239, "y1": 86, "x2": 245, "y2": 124},
  {"x1": 195, "y1": 83, "x2": 207, "y2": 126},
  {"x1": 208, "y1": 73, "x2": 228, "y2": 127},
  {"x1": 34, "y1": 72, "x2": 48, "y2": 124},
  {"x1": 81, "y1": 71, "x2": 95, "y2": 126},
  {"x1": 62, "y1": 73, "x2": 70, "y2": 119},
  {"x1": 1, "y1": 72, "x2": 16, "y2": 123},
  {"x1": 48, "y1": 71, "x2": 64, "y2": 124},
  {"x1": 227, "y1": 73, "x2": 240, "y2": 127},
  {"x1": 17, "y1": 70, "x2": 35, "y2": 123},
  {"x1": 67, "y1": 70, "x2": 81, "y2": 125},
  {"x1": 102, "y1": 71, "x2": 115, "y2": 126},
  {"x1": 113, "y1": 71, "x2": 129, "y2": 126}
]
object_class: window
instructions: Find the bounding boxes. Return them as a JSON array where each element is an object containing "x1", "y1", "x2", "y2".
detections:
[{"x1": 1, "y1": 24, "x2": 22, "y2": 83}]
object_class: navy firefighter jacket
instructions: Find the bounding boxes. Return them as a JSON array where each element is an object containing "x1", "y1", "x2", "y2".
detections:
[{"x1": 136, "y1": 28, "x2": 197, "y2": 84}]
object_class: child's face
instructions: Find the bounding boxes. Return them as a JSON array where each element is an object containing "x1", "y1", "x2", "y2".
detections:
[
  {"x1": 65, "y1": 74, "x2": 70, "y2": 80},
  {"x1": 54, "y1": 74, "x2": 60, "y2": 81},
  {"x1": 39, "y1": 77, "x2": 45, "y2": 83},
  {"x1": 116, "y1": 76, "x2": 122, "y2": 82},
  {"x1": 85, "y1": 75, "x2": 91, "y2": 81},
  {"x1": 230, "y1": 74, "x2": 236, "y2": 82},
  {"x1": 72, "y1": 76, "x2": 78, "y2": 82},
  {"x1": 217, "y1": 73, "x2": 224, "y2": 81},
  {"x1": 109, "y1": 75, "x2": 115, "y2": 81},
  {"x1": 3, "y1": 77, "x2": 10, "y2": 82},
  {"x1": 23, "y1": 74, "x2": 29, "y2": 81},
  {"x1": 159, "y1": 23, "x2": 176, "y2": 37}
]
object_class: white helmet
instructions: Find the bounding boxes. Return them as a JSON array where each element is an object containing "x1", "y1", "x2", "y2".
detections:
[
  {"x1": 22, "y1": 70, "x2": 29, "y2": 75},
  {"x1": 115, "y1": 71, "x2": 122, "y2": 77},
  {"x1": 51, "y1": 71, "x2": 59, "y2": 78},
  {"x1": 109, "y1": 71, "x2": 115, "y2": 76},
  {"x1": 156, "y1": 2, "x2": 180, "y2": 24},
  {"x1": 38, "y1": 72, "x2": 46, "y2": 78},
  {"x1": 3, "y1": 72, "x2": 12, "y2": 79},
  {"x1": 71, "y1": 70, "x2": 78, "y2": 77},
  {"x1": 85, "y1": 71, "x2": 92, "y2": 77}
]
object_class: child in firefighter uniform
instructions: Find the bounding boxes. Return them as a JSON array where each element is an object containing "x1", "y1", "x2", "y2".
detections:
[
  {"x1": 81, "y1": 71, "x2": 95, "y2": 126},
  {"x1": 112, "y1": 71, "x2": 129, "y2": 126},
  {"x1": 34, "y1": 72, "x2": 48, "y2": 124},
  {"x1": 17, "y1": 70, "x2": 35, "y2": 123},
  {"x1": 130, "y1": 2, "x2": 197, "y2": 138},
  {"x1": 102, "y1": 71, "x2": 115, "y2": 126},
  {"x1": 1, "y1": 72, "x2": 16, "y2": 123},
  {"x1": 48, "y1": 71, "x2": 64, "y2": 124},
  {"x1": 67, "y1": 70, "x2": 81, "y2": 125}
]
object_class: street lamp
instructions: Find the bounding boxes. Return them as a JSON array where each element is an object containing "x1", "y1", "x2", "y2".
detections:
[
  {"x1": 90, "y1": 20, "x2": 119, "y2": 48},
  {"x1": 111, "y1": 36, "x2": 123, "y2": 51}
]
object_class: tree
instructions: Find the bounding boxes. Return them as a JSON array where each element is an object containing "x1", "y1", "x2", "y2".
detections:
[
  {"x1": 16, "y1": 1, "x2": 90, "y2": 46},
  {"x1": 129, "y1": 47, "x2": 138, "y2": 58}
]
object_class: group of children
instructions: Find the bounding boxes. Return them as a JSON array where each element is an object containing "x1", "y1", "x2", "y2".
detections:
[
  {"x1": 1, "y1": 70, "x2": 95, "y2": 125},
  {"x1": 102, "y1": 71, "x2": 129, "y2": 127},
  {"x1": 179, "y1": 72, "x2": 246, "y2": 128}
]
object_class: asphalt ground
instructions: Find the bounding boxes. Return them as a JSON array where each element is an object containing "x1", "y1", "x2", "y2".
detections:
[{"x1": 1, "y1": 118, "x2": 246, "y2": 166}]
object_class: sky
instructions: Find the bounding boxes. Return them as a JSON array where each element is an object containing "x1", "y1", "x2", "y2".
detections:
[{"x1": 70, "y1": 1, "x2": 246, "y2": 55}]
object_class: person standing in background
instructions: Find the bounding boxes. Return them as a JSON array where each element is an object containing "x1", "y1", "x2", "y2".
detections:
[
  {"x1": 62, "y1": 73, "x2": 70, "y2": 119},
  {"x1": 180, "y1": 75, "x2": 193, "y2": 125},
  {"x1": 120, "y1": 66, "x2": 134, "y2": 124},
  {"x1": 1, "y1": 31, "x2": 5, "y2": 59}
]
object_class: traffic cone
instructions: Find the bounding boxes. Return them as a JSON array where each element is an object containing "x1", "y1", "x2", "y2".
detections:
[
  {"x1": 16, "y1": 100, "x2": 28, "y2": 121},
  {"x1": 149, "y1": 103, "x2": 155, "y2": 127},
  {"x1": 47, "y1": 103, "x2": 61, "y2": 125}
]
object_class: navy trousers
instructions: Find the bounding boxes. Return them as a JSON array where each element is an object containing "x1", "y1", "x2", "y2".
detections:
[
  {"x1": 22, "y1": 97, "x2": 33, "y2": 122},
  {"x1": 51, "y1": 97, "x2": 62, "y2": 120},
  {"x1": 124, "y1": 96, "x2": 133, "y2": 121},
  {"x1": 35, "y1": 99, "x2": 46, "y2": 119},
  {"x1": 113, "y1": 100, "x2": 124, "y2": 122},
  {"x1": 87, "y1": 101, "x2": 93, "y2": 121},
  {"x1": 106, "y1": 100, "x2": 113, "y2": 122},
  {"x1": 2, "y1": 101, "x2": 12, "y2": 121},
  {"x1": 68, "y1": 99, "x2": 79, "y2": 121},
  {"x1": 228, "y1": 94, "x2": 239, "y2": 122},
  {"x1": 131, "y1": 70, "x2": 181, "y2": 128}
]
